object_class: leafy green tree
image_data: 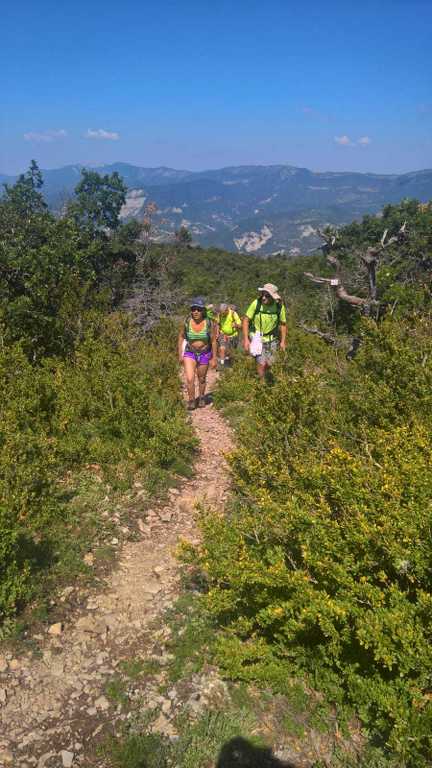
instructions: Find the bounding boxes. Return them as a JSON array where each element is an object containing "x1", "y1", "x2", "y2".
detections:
[
  {"x1": 2, "y1": 159, "x2": 46, "y2": 217},
  {"x1": 0, "y1": 162, "x2": 143, "y2": 356},
  {"x1": 68, "y1": 169, "x2": 127, "y2": 232}
]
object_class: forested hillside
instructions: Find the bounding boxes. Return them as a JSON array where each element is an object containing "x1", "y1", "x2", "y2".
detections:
[{"x1": 1, "y1": 161, "x2": 432, "y2": 766}]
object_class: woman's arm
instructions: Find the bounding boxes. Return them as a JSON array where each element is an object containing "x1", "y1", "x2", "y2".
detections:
[{"x1": 178, "y1": 325, "x2": 185, "y2": 362}]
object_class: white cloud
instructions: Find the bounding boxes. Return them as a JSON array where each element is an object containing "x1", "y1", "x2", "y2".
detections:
[
  {"x1": 334, "y1": 135, "x2": 372, "y2": 147},
  {"x1": 85, "y1": 128, "x2": 119, "y2": 141},
  {"x1": 24, "y1": 129, "x2": 67, "y2": 143},
  {"x1": 334, "y1": 135, "x2": 352, "y2": 146}
]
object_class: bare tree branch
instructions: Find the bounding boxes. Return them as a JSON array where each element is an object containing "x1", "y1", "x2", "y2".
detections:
[
  {"x1": 298, "y1": 322, "x2": 339, "y2": 345},
  {"x1": 304, "y1": 271, "x2": 372, "y2": 307},
  {"x1": 303, "y1": 271, "x2": 335, "y2": 286},
  {"x1": 326, "y1": 253, "x2": 342, "y2": 271},
  {"x1": 316, "y1": 228, "x2": 337, "y2": 255}
]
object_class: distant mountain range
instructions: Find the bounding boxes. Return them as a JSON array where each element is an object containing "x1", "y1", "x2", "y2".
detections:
[{"x1": 2, "y1": 162, "x2": 432, "y2": 255}]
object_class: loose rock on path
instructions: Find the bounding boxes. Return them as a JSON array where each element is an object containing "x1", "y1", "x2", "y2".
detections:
[{"x1": 0, "y1": 370, "x2": 233, "y2": 768}]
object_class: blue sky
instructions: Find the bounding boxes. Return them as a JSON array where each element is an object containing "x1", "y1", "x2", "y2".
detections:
[{"x1": 2, "y1": 0, "x2": 431, "y2": 175}]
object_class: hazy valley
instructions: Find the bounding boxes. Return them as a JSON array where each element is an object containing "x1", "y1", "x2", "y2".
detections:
[{"x1": 2, "y1": 162, "x2": 432, "y2": 255}]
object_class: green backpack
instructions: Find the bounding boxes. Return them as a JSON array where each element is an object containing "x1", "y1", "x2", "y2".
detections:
[{"x1": 251, "y1": 298, "x2": 282, "y2": 338}]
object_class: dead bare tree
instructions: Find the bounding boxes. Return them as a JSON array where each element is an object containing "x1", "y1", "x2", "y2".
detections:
[
  {"x1": 122, "y1": 202, "x2": 183, "y2": 334},
  {"x1": 302, "y1": 223, "x2": 409, "y2": 355},
  {"x1": 305, "y1": 224, "x2": 408, "y2": 310},
  {"x1": 124, "y1": 244, "x2": 183, "y2": 334},
  {"x1": 140, "y1": 201, "x2": 158, "y2": 258}
]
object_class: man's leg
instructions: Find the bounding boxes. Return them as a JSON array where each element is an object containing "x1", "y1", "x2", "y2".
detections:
[
  {"x1": 255, "y1": 348, "x2": 266, "y2": 380},
  {"x1": 256, "y1": 342, "x2": 276, "y2": 381},
  {"x1": 256, "y1": 362, "x2": 268, "y2": 380}
]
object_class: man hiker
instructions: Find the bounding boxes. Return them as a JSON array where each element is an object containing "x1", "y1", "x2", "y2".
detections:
[
  {"x1": 242, "y1": 283, "x2": 287, "y2": 380},
  {"x1": 216, "y1": 302, "x2": 241, "y2": 367}
]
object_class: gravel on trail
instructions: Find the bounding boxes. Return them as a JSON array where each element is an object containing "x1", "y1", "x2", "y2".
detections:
[{"x1": 0, "y1": 370, "x2": 234, "y2": 768}]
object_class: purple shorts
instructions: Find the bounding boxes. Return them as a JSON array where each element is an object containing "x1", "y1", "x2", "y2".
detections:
[{"x1": 183, "y1": 349, "x2": 212, "y2": 365}]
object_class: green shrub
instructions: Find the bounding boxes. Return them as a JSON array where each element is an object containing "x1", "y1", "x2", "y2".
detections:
[
  {"x1": 189, "y1": 317, "x2": 432, "y2": 766},
  {"x1": 0, "y1": 317, "x2": 194, "y2": 622},
  {"x1": 0, "y1": 345, "x2": 59, "y2": 619},
  {"x1": 51, "y1": 316, "x2": 195, "y2": 469}
]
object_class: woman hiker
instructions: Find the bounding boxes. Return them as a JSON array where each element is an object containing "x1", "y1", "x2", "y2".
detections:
[
  {"x1": 178, "y1": 297, "x2": 217, "y2": 410},
  {"x1": 242, "y1": 283, "x2": 287, "y2": 380},
  {"x1": 215, "y1": 302, "x2": 242, "y2": 367}
]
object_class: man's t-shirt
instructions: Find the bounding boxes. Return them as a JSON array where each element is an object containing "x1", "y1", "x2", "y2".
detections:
[
  {"x1": 245, "y1": 299, "x2": 286, "y2": 341},
  {"x1": 218, "y1": 309, "x2": 241, "y2": 336}
]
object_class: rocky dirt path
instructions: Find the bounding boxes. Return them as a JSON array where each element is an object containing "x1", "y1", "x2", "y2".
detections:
[{"x1": 0, "y1": 370, "x2": 233, "y2": 768}]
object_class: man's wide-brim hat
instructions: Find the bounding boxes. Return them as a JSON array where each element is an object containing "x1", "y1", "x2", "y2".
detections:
[{"x1": 258, "y1": 283, "x2": 281, "y2": 301}]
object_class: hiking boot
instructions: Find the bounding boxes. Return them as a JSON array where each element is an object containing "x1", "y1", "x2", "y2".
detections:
[
  {"x1": 187, "y1": 400, "x2": 196, "y2": 411},
  {"x1": 198, "y1": 396, "x2": 206, "y2": 408}
]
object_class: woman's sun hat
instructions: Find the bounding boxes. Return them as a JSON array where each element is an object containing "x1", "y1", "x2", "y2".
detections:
[
  {"x1": 258, "y1": 283, "x2": 281, "y2": 301},
  {"x1": 190, "y1": 296, "x2": 206, "y2": 309}
]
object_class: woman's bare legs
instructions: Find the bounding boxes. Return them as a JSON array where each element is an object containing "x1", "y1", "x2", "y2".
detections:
[
  {"x1": 197, "y1": 364, "x2": 209, "y2": 403},
  {"x1": 183, "y1": 356, "x2": 197, "y2": 403}
]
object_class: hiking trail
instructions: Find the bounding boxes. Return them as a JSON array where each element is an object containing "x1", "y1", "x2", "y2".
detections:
[{"x1": 0, "y1": 369, "x2": 233, "y2": 768}]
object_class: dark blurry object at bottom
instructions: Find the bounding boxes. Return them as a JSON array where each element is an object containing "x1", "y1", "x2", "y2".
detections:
[{"x1": 216, "y1": 737, "x2": 299, "y2": 768}]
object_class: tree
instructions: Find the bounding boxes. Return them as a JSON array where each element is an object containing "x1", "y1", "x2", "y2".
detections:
[
  {"x1": 3, "y1": 160, "x2": 47, "y2": 218},
  {"x1": 68, "y1": 169, "x2": 127, "y2": 233},
  {"x1": 300, "y1": 221, "x2": 412, "y2": 354},
  {"x1": 0, "y1": 163, "x2": 132, "y2": 357},
  {"x1": 175, "y1": 225, "x2": 192, "y2": 247},
  {"x1": 305, "y1": 223, "x2": 409, "y2": 309}
]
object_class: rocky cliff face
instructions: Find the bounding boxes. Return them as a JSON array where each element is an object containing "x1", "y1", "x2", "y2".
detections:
[{"x1": 3, "y1": 163, "x2": 432, "y2": 254}]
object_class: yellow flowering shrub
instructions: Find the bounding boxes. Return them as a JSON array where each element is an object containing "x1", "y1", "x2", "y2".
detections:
[{"x1": 191, "y1": 318, "x2": 432, "y2": 765}]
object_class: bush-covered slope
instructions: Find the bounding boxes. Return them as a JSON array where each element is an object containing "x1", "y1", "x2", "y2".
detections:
[
  {"x1": 193, "y1": 318, "x2": 432, "y2": 765},
  {"x1": 0, "y1": 164, "x2": 194, "y2": 624},
  {"x1": 3, "y1": 160, "x2": 432, "y2": 765},
  {"x1": 181, "y1": 201, "x2": 432, "y2": 765}
]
